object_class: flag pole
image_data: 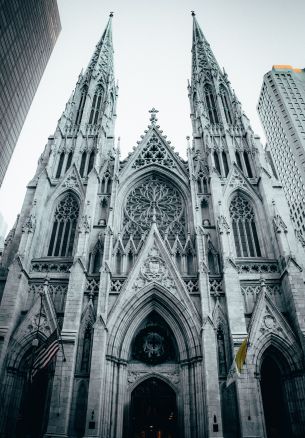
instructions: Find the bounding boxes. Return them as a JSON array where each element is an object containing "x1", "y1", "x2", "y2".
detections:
[{"x1": 43, "y1": 277, "x2": 66, "y2": 362}]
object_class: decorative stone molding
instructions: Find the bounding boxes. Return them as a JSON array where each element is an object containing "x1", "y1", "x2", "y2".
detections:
[
  {"x1": 217, "y1": 215, "x2": 230, "y2": 234},
  {"x1": 63, "y1": 173, "x2": 80, "y2": 189},
  {"x1": 133, "y1": 246, "x2": 176, "y2": 293},
  {"x1": 127, "y1": 370, "x2": 179, "y2": 386},
  {"x1": 30, "y1": 258, "x2": 73, "y2": 273},
  {"x1": 209, "y1": 278, "x2": 223, "y2": 296},
  {"x1": 236, "y1": 260, "x2": 279, "y2": 274},
  {"x1": 295, "y1": 229, "x2": 305, "y2": 247},
  {"x1": 184, "y1": 279, "x2": 199, "y2": 293},
  {"x1": 85, "y1": 277, "x2": 100, "y2": 293},
  {"x1": 273, "y1": 213, "x2": 288, "y2": 234},
  {"x1": 78, "y1": 215, "x2": 91, "y2": 233},
  {"x1": 132, "y1": 133, "x2": 176, "y2": 169},
  {"x1": 110, "y1": 278, "x2": 125, "y2": 293},
  {"x1": 27, "y1": 307, "x2": 51, "y2": 336},
  {"x1": 22, "y1": 214, "x2": 36, "y2": 233},
  {"x1": 228, "y1": 169, "x2": 247, "y2": 188},
  {"x1": 28, "y1": 282, "x2": 68, "y2": 313}
]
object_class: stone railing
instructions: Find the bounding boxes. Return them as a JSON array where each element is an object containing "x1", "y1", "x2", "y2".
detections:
[
  {"x1": 30, "y1": 257, "x2": 73, "y2": 274},
  {"x1": 235, "y1": 259, "x2": 279, "y2": 274}
]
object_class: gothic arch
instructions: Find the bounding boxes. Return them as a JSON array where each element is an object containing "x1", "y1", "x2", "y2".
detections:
[
  {"x1": 106, "y1": 284, "x2": 201, "y2": 363},
  {"x1": 5, "y1": 330, "x2": 48, "y2": 371},
  {"x1": 252, "y1": 333, "x2": 302, "y2": 376},
  {"x1": 46, "y1": 191, "x2": 80, "y2": 257},
  {"x1": 118, "y1": 166, "x2": 190, "y2": 204},
  {"x1": 128, "y1": 373, "x2": 179, "y2": 397},
  {"x1": 226, "y1": 188, "x2": 270, "y2": 258},
  {"x1": 254, "y1": 341, "x2": 304, "y2": 437},
  {"x1": 0, "y1": 329, "x2": 57, "y2": 438},
  {"x1": 76, "y1": 300, "x2": 95, "y2": 374}
]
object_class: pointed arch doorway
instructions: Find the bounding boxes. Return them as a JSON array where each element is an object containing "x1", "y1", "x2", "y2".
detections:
[
  {"x1": 260, "y1": 352, "x2": 292, "y2": 438},
  {"x1": 130, "y1": 378, "x2": 177, "y2": 438}
]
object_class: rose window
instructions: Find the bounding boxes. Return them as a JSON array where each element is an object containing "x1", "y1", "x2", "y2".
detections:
[{"x1": 123, "y1": 177, "x2": 185, "y2": 238}]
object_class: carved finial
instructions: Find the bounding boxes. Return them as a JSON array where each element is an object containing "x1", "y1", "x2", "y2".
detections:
[
  {"x1": 186, "y1": 136, "x2": 191, "y2": 149},
  {"x1": 110, "y1": 11, "x2": 114, "y2": 17},
  {"x1": 42, "y1": 275, "x2": 50, "y2": 296},
  {"x1": 149, "y1": 108, "x2": 159, "y2": 125},
  {"x1": 191, "y1": 10, "x2": 196, "y2": 16}
]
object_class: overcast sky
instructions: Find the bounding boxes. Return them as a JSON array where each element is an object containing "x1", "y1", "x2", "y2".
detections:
[{"x1": 0, "y1": 0, "x2": 304, "y2": 231}]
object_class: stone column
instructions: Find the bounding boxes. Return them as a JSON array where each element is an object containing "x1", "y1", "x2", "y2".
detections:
[
  {"x1": 83, "y1": 264, "x2": 111, "y2": 437},
  {"x1": 45, "y1": 259, "x2": 87, "y2": 437},
  {"x1": 201, "y1": 318, "x2": 224, "y2": 437}
]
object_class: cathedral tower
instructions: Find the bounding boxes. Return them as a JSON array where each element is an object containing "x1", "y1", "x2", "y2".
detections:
[{"x1": 0, "y1": 12, "x2": 305, "y2": 438}]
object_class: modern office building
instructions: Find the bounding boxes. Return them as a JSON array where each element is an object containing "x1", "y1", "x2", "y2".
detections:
[
  {"x1": 0, "y1": 0, "x2": 61, "y2": 186},
  {"x1": 0, "y1": 13, "x2": 305, "y2": 438},
  {"x1": 258, "y1": 66, "x2": 305, "y2": 239}
]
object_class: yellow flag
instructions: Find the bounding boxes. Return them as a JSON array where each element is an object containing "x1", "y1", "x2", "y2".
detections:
[{"x1": 235, "y1": 337, "x2": 248, "y2": 374}]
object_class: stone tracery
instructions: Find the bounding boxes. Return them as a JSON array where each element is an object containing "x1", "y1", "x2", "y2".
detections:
[{"x1": 123, "y1": 176, "x2": 185, "y2": 239}]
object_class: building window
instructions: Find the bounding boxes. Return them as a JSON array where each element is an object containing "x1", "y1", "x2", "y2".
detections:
[
  {"x1": 47, "y1": 193, "x2": 79, "y2": 257},
  {"x1": 229, "y1": 193, "x2": 261, "y2": 257},
  {"x1": 56, "y1": 152, "x2": 65, "y2": 178},
  {"x1": 243, "y1": 151, "x2": 253, "y2": 178},
  {"x1": 222, "y1": 151, "x2": 229, "y2": 176},
  {"x1": 89, "y1": 86, "x2": 103, "y2": 124},
  {"x1": 87, "y1": 150, "x2": 95, "y2": 175},
  {"x1": 235, "y1": 151, "x2": 242, "y2": 170},
  {"x1": 79, "y1": 151, "x2": 87, "y2": 177},
  {"x1": 75, "y1": 85, "x2": 87, "y2": 125},
  {"x1": 65, "y1": 151, "x2": 73, "y2": 172},
  {"x1": 214, "y1": 151, "x2": 221, "y2": 174},
  {"x1": 205, "y1": 84, "x2": 219, "y2": 124},
  {"x1": 220, "y1": 86, "x2": 233, "y2": 124}
]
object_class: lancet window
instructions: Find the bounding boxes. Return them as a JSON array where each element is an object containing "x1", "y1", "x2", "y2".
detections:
[
  {"x1": 205, "y1": 84, "x2": 219, "y2": 124},
  {"x1": 65, "y1": 151, "x2": 73, "y2": 172},
  {"x1": 217, "y1": 328, "x2": 227, "y2": 377},
  {"x1": 80, "y1": 150, "x2": 95, "y2": 177},
  {"x1": 56, "y1": 152, "x2": 65, "y2": 178},
  {"x1": 89, "y1": 86, "x2": 103, "y2": 125},
  {"x1": 75, "y1": 85, "x2": 88, "y2": 125},
  {"x1": 80, "y1": 152, "x2": 87, "y2": 177},
  {"x1": 80, "y1": 326, "x2": 93, "y2": 373},
  {"x1": 87, "y1": 150, "x2": 95, "y2": 175},
  {"x1": 235, "y1": 151, "x2": 242, "y2": 170},
  {"x1": 222, "y1": 152, "x2": 229, "y2": 176},
  {"x1": 47, "y1": 193, "x2": 79, "y2": 257},
  {"x1": 243, "y1": 151, "x2": 253, "y2": 178},
  {"x1": 101, "y1": 169, "x2": 112, "y2": 193},
  {"x1": 220, "y1": 85, "x2": 233, "y2": 124},
  {"x1": 197, "y1": 171, "x2": 209, "y2": 194},
  {"x1": 214, "y1": 151, "x2": 221, "y2": 174},
  {"x1": 229, "y1": 193, "x2": 261, "y2": 258}
]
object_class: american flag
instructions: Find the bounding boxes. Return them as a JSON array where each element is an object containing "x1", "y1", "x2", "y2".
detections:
[{"x1": 31, "y1": 330, "x2": 60, "y2": 380}]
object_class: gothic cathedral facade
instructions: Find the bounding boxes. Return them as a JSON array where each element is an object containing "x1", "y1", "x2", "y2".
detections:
[{"x1": 1, "y1": 13, "x2": 305, "y2": 438}]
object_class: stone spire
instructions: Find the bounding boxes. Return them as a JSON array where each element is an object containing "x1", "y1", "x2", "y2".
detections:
[
  {"x1": 84, "y1": 12, "x2": 114, "y2": 86},
  {"x1": 191, "y1": 11, "x2": 221, "y2": 82}
]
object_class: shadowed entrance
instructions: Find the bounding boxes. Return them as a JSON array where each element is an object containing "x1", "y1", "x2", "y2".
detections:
[
  {"x1": 131, "y1": 378, "x2": 177, "y2": 438},
  {"x1": 260, "y1": 354, "x2": 291, "y2": 438}
]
